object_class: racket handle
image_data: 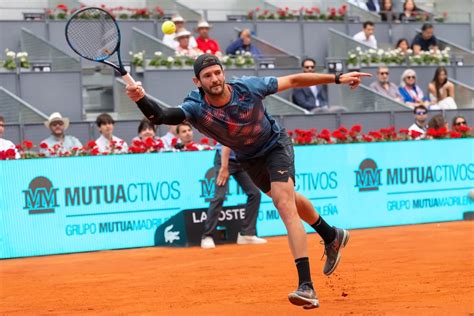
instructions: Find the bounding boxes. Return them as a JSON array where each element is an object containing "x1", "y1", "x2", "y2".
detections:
[{"x1": 122, "y1": 73, "x2": 136, "y2": 86}]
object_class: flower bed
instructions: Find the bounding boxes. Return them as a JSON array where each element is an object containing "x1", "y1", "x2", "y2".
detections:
[
  {"x1": 247, "y1": 5, "x2": 347, "y2": 21},
  {"x1": 1, "y1": 49, "x2": 30, "y2": 71},
  {"x1": 46, "y1": 4, "x2": 164, "y2": 20}
]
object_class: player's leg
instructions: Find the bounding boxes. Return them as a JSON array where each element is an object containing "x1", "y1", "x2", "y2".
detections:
[
  {"x1": 232, "y1": 169, "x2": 266, "y2": 244},
  {"x1": 294, "y1": 192, "x2": 350, "y2": 276}
]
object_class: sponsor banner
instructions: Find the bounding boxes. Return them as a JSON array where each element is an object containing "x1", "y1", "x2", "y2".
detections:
[{"x1": 1, "y1": 139, "x2": 473, "y2": 258}]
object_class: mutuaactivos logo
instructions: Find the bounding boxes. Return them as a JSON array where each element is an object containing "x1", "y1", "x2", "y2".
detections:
[
  {"x1": 23, "y1": 176, "x2": 59, "y2": 214},
  {"x1": 354, "y1": 158, "x2": 382, "y2": 192}
]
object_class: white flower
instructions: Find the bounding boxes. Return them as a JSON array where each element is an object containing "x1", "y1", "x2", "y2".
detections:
[
  {"x1": 129, "y1": 51, "x2": 133, "y2": 55},
  {"x1": 167, "y1": 56, "x2": 174, "y2": 62},
  {"x1": 377, "y1": 49, "x2": 384, "y2": 55},
  {"x1": 368, "y1": 49, "x2": 376, "y2": 54},
  {"x1": 154, "y1": 51, "x2": 163, "y2": 57},
  {"x1": 349, "y1": 54, "x2": 356, "y2": 59},
  {"x1": 356, "y1": 46, "x2": 362, "y2": 51},
  {"x1": 222, "y1": 56, "x2": 229, "y2": 62},
  {"x1": 407, "y1": 49, "x2": 413, "y2": 55},
  {"x1": 6, "y1": 51, "x2": 15, "y2": 58},
  {"x1": 244, "y1": 51, "x2": 252, "y2": 57}
]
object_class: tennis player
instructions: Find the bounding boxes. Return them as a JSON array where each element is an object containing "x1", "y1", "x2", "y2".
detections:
[{"x1": 126, "y1": 54, "x2": 371, "y2": 309}]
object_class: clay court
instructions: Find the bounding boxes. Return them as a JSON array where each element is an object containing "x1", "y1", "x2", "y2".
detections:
[{"x1": 1, "y1": 221, "x2": 473, "y2": 315}]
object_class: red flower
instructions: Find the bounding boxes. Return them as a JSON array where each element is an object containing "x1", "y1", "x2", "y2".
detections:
[
  {"x1": 171, "y1": 137, "x2": 179, "y2": 147},
  {"x1": 0, "y1": 151, "x2": 6, "y2": 160},
  {"x1": 132, "y1": 139, "x2": 144, "y2": 147},
  {"x1": 6, "y1": 148, "x2": 16, "y2": 159},
  {"x1": 409, "y1": 130, "x2": 423, "y2": 139},
  {"x1": 399, "y1": 128, "x2": 409, "y2": 135},
  {"x1": 350, "y1": 124, "x2": 362, "y2": 133},
  {"x1": 56, "y1": 4, "x2": 68, "y2": 11},
  {"x1": 457, "y1": 125, "x2": 471, "y2": 133},
  {"x1": 91, "y1": 148, "x2": 100, "y2": 156},
  {"x1": 23, "y1": 140, "x2": 34, "y2": 149},
  {"x1": 449, "y1": 131, "x2": 462, "y2": 138},
  {"x1": 185, "y1": 142, "x2": 200, "y2": 151},
  {"x1": 368, "y1": 131, "x2": 383, "y2": 140},
  {"x1": 338, "y1": 126, "x2": 348, "y2": 134},
  {"x1": 362, "y1": 135, "x2": 373, "y2": 142},
  {"x1": 39, "y1": 142, "x2": 48, "y2": 149},
  {"x1": 16, "y1": 144, "x2": 23, "y2": 150},
  {"x1": 87, "y1": 140, "x2": 97, "y2": 149},
  {"x1": 145, "y1": 137, "x2": 155, "y2": 147},
  {"x1": 200, "y1": 137, "x2": 210, "y2": 145}
]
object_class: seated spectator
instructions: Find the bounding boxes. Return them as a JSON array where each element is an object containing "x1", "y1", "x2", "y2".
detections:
[
  {"x1": 161, "y1": 125, "x2": 178, "y2": 150},
  {"x1": 369, "y1": 66, "x2": 403, "y2": 101},
  {"x1": 132, "y1": 118, "x2": 159, "y2": 142},
  {"x1": 408, "y1": 105, "x2": 428, "y2": 139},
  {"x1": 225, "y1": 28, "x2": 261, "y2": 57},
  {"x1": 412, "y1": 23, "x2": 439, "y2": 55},
  {"x1": 175, "y1": 29, "x2": 202, "y2": 58},
  {"x1": 399, "y1": 0, "x2": 418, "y2": 22},
  {"x1": 175, "y1": 122, "x2": 205, "y2": 151},
  {"x1": 452, "y1": 116, "x2": 468, "y2": 133},
  {"x1": 292, "y1": 58, "x2": 328, "y2": 111},
  {"x1": 428, "y1": 66, "x2": 457, "y2": 109},
  {"x1": 195, "y1": 20, "x2": 221, "y2": 56},
  {"x1": 395, "y1": 38, "x2": 410, "y2": 54},
  {"x1": 40, "y1": 112, "x2": 82, "y2": 156},
  {"x1": 352, "y1": 21, "x2": 377, "y2": 49},
  {"x1": 427, "y1": 113, "x2": 448, "y2": 130},
  {"x1": 95, "y1": 113, "x2": 128, "y2": 154},
  {"x1": 380, "y1": 0, "x2": 398, "y2": 22},
  {"x1": 366, "y1": 0, "x2": 381, "y2": 12},
  {"x1": 398, "y1": 69, "x2": 429, "y2": 108},
  {"x1": 162, "y1": 15, "x2": 197, "y2": 50},
  {"x1": 0, "y1": 115, "x2": 20, "y2": 159}
]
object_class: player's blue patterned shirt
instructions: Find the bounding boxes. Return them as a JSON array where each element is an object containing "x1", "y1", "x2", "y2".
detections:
[{"x1": 180, "y1": 76, "x2": 281, "y2": 160}]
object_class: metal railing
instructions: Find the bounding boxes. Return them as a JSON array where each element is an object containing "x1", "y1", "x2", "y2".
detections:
[
  {"x1": 0, "y1": 86, "x2": 48, "y2": 123},
  {"x1": 114, "y1": 78, "x2": 173, "y2": 120},
  {"x1": 234, "y1": 28, "x2": 300, "y2": 68},
  {"x1": 347, "y1": 2, "x2": 381, "y2": 22},
  {"x1": 146, "y1": 0, "x2": 202, "y2": 21},
  {"x1": 328, "y1": 28, "x2": 373, "y2": 59},
  {"x1": 20, "y1": 28, "x2": 80, "y2": 72},
  {"x1": 265, "y1": 95, "x2": 309, "y2": 115},
  {"x1": 451, "y1": 78, "x2": 474, "y2": 109},
  {"x1": 339, "y1": 84, "x2": 411, "y2": 112},
  {"x1": 132, "y1": 27, "x2": 175, "y2": 59}
]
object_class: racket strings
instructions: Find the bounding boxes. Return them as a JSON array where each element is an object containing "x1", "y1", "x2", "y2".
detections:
[{"x1": 66, "y1": 8, "x2": 119, "y2": 61}]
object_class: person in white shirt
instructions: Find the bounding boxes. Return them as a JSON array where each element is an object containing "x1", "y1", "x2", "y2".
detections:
[
  {"x1": 161, "y1": 124, "x2": 178, "y2": 150},
  {"x1": 162, "y1": 15, "x2": 197, "y2": 50},
  {"x1": 0, "y1": 115, "x2": 20, "y2": 159},
  {"x1": 95, "y1": 113, "x2": 128, "y2": 154},
  {"x1": 353, "y1": 21, "x2": 378, "y2": 49},
  {"x1": 174, "y1": 29, "x2": 203, "y2": 58},
  {"x1": 408, "y1": 105, "x2": 428, "y2": 139},
  {"x1": 40, "y1": 112, "x2": 82, "y2": 156}
]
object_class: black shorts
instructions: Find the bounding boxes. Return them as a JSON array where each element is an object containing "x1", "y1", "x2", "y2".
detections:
[{"x1": 238, "y1": 132, "x2": 295, "y2": 193}]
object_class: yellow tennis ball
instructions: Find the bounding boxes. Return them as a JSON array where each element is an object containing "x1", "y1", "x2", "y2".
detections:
[{"x1": 162, "y1": 21, "x2": 176, "y2": 35}]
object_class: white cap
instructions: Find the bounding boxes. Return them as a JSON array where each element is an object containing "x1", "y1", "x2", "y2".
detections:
[
  {"x1": 44, "y1": 112, "x2": 70, "y2": 130},
  {"x1": 174, "y1": 29, "x2": 191, "y2": 40},
  {"x1": 197, "y1": 20, "x2": 211, "y2": 29},
  {"x1": 171, "y1": 15, "x2": 184, "y2": 22}
]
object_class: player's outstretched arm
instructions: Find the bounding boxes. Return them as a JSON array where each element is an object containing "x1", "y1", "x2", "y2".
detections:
[
  {"x1": 125, "y1": 82, "x2": 186, "y2": 125},
  {"x1": 277, "y1": 72, "x2": 372, "y2": 92}
]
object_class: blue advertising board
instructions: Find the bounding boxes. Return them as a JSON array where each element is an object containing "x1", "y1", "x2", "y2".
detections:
[{"x1": 1, "y1": 139, "x2": 473, "y2": 258}]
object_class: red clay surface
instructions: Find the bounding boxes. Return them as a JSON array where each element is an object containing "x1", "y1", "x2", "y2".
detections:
[{"x1": 1, "y1": 221, "x2": 473, "y2": 315}]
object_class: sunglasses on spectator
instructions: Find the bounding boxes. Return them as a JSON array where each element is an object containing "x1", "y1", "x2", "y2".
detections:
[
  {"x1": 50, "y1": 121, "x2": 64, "y2": 126},
  {"x1": 406, "y1": 76, "x2": 416, "y2": 79},
  {"x1": 304, "y1": 65, "x2": 315, "y2": 69},
  {"x1": 415, "y1": 111, "x2": 427, "y2": 115},
  {"x1": 455, "y1": 121, "x2": 467, "y2": 126},
  {"x1": 379, "y1": 72, "x2": 389, "y2": 75}
]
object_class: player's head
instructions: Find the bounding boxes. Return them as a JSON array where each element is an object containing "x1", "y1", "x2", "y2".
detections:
[
  {"x1": 193, "y1": 53, "x2": 225, "y2": 97},
  {"x1": 96, "y1": 113, "x2": 115, "y2": 138},
  {"x1": 176, "y1": 122, "x2": 194, "y2": 145},
  {"x1": 138, "y1": 118, "x2": 156, "y2": 140},
  {"x1": 0, "y1": 115, "x2": 4, "y2": 137}
]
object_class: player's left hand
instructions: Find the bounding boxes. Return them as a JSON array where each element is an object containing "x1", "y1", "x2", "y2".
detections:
[
  {"x1": 339, "y1": 72, "x2": 372, "y2": 90},
  {"x1": 216, "y1": 166, "x2": 230, "y2": 186}
]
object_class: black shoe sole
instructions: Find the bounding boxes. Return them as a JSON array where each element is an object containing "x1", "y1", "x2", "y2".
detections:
[
  {"x1": 288, "y1": 293, "x2": 320, "y2": 309},
  {"x1": 324, "y1": 229, "x2": 350, "y2": 276}
]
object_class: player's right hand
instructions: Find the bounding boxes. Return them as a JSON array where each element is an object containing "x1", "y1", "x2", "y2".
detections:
[{"x1": 126, "y1": 81, "x2": 146, "y2": 102}]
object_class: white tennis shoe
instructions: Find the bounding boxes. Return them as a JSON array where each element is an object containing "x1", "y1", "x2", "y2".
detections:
[
  {"x1": 237, "y1": 233, "x2": 267, "y2": 245},
  {"x1": 201, "y1": 236, "x2": 216, "y2": 249}
]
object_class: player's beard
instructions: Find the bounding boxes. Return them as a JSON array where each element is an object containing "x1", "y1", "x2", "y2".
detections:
[{"x1": 202, "y1": 82, "x2": 225, "y2": 97}]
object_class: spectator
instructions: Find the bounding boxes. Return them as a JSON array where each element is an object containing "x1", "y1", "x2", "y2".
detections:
[
  {"x1": 201, "y1": 144, "x2": 266, "y2": 249},
  {"x1": 195, "y1": 20, "x2": 221, "y2": 56},
  {"x1": 175, "y1": 29, "x2": 202, "y2": 58},
  {"x1": 366, "y1": 0, "x2": 381, "y2": 12},
  {"x1": 380, "y1": 0, "x2": 398, "y2": 22},
  {"x1": 95, "y1": 113, "x2": 128, "y2": 154},
  {"x1": 353, "y1": 21, "x2": 377, "y2": 49},
  {"x1": 0, "y1": 115, "x2": 20, "y2": 159},
  {"x1": 162, "y1": 15, "x2": 197, "y2": 50},
  {"x1": 412, "y1": 23, "x2": 439, "y2": 55},
  {"x1": 369, "y1": 66, "x2": 403, "y2": 101},
  {"x1": 161, "y1": 125, "x2": 178, "y2": 150},
  {"x1": 399, "y1": 0, "x2": 418, "y2": 22},
  {"x1": 398, "y1": 69, "x2": 429, "y2": 107},
  {"x1": 452, "y1": 115, "x2": 468, "y2": 132},
  {"x1": 395, "y1": 38, "x2": 410, "y2": 54},
  {"x1": 132, "y1": 118, "x2": 159, "y2": 143},
  {"x1": 427, "y1": 113, "x2": 448, "y2": 130},
  {"x1": 175, "y1": 122, "x2": 204, "y2": 151},
  {"x1": 408, "y1": 105, "x2": 428, "y2": 139},
  {"x1": 428, "y1": 66, "x2": 457, "y2": 109},
  {"x1": 225, "y1": 28, "x2": 261, "y2": 57},
  {"x1": 292, "y1": 58, "x2": 329, "y2": 111},
  {"x1": 40, "y1": 112, "x2": 82, "y2": 156}
]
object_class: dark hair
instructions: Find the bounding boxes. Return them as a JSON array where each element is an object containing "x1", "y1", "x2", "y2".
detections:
[
  {"x1": 301, "y1": 58, "x2": 316, "y2": 68},
  {"x1": 431, "y1": 66, "x2": 448, "y2": 101},
  {"x1": 427, "y1": 114, "x2": 446, "y2": 130},
  {"x1": 138, "y1": 118, "x2": 155, "y2": 134},
  {"x1": 96, "y1": 113, "x2": 115, "y2": 127},
  {"x1": 421, "y1": 23, "x2": 433, "y2": 31},
  {"x1": 452, "y1": 115, "x2": 467, "y2": 127},
  {"x1": 363, "y1": 21, "x2": 374, "y2": 28},
  {"x1": 413, "y1": 105, "x2": 427, "y2": 114},
  {"x1": 176, "y1": 121, "x2": 192, "y2": 134},
  {"x1": 382, "y1": 0, "x2": 393, "y2": 11},
  {"x1": 403, "y1": 0, "x2": 418, "y2": 11},
  {"x1": 0, "y1": 115, "x2": 4, "y2": 123},
  {"x1": 395, "y1": 38, "x2": 409, "y2": 49}
]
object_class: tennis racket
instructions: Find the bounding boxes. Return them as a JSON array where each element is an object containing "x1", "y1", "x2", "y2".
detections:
[{"x1": 65, "y1": 7, "x2": 136, "y2": 85}]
